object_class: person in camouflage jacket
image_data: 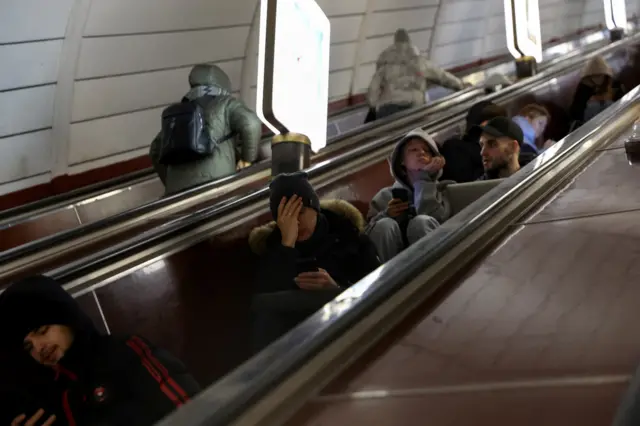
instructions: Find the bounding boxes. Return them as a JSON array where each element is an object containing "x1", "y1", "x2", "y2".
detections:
[
  {"x1": 367, "y1": 29, "x2": 466, "y2": 119},
  {"x1": 150, "y1": 64, "x2": 262, "y2": 195}
]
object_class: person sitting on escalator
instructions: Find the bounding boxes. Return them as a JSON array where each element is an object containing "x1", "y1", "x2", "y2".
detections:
[
  {"x1": 440, "y1": 101, "x2": 508, "y2": 183},
  {"x1": 366, "y1": 129, "x2": 453, "y2": 262},
  {"x1": 0, "y1": 275, "x2": 200, "y2": 426},
  {"x1": 477, "y1": 117, "x2": 523, "y2": 180},
  {"x1": 366, "y1": 29, "x2": 467, "y2": 120},
  {"x1": 512, "y1": 103, "x2": 552, "y2": 167},
  {"x1": 569, "y1": 55, "x2": 626, "y2": 129},
  {"x1": 248, "y1": 172, "x2": 380, "y2": 350}
]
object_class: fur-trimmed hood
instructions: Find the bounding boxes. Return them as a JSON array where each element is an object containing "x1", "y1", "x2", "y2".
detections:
[{"x1": 248, "y1": 199, "x2": 365, "y2": 255}]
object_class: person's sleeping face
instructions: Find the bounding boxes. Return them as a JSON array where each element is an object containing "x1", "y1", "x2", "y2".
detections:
[{"x1": 23, "y1": 324, "x2": 74, "y2": 366}]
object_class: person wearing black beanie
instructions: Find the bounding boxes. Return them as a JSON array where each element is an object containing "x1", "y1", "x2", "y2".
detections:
[
  {"x1": 248, "y1": 173, "x2": 380, "y2": 350},
  {"x1": 0, "y1": 275, "x2": 200, "y2": 426}
]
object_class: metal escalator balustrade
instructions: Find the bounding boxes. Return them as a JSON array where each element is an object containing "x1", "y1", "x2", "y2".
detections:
[
  {"x1": 0, "y1": 29, "x2": 609, "y2": 227},
  {"x1": 152, "y1": 85, "x2": 640, "y2": 426},
  {"x1": 0, "y1": 33, "x2": 636, "y2": 283}
]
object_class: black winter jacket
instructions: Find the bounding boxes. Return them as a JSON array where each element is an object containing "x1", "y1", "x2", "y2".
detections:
[
  {"x1": 0, "y1": 276, "x2": 200, "y2": 426},
  {"x1": 248, "y1": 200, "x2": 381, "y2": 293}
]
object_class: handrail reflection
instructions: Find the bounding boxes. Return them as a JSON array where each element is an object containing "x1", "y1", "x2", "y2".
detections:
[{"x1": 155, "y1": 85, "x2": 640, "y2": 426}]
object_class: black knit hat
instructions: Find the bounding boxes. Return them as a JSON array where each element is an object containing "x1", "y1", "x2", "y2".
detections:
[
  {"x1": 0, "y1": 275, "x2": 97, "y2": 353},
  {"x1": 269, "y1": 172, "x2": 320, "y2": 220}
]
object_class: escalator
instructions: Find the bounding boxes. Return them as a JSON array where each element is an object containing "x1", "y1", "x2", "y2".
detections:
[
  {"x1": 154, "y1": 79, "x2": 640, "y2": 426},
  {"x1": 0, "y1": 29, "x2": 606, "y2": 231},
  {"x1": 0, "y1": 31, "x2": 611, "y2": 251},
  {"x1": 0, "y1": 32, "x2": 635, "y2": 287},
  {"x1": 2, "y1": 34, "x2": 633, "y2": 400}
]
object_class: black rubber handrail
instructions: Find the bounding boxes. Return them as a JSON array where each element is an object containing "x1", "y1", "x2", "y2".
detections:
[
  {"x1": 47, "y1": 32, "x2": 637, "y2": 289},
  {"x1": 152, "y1": 67, "x2": 640, "y2": 426},
  {"x1": 0, "y1": 29, "x2": 606, "y2": 224},
  {"x1": 0, "y1": 31, "x2": 624, "y2": 268}
]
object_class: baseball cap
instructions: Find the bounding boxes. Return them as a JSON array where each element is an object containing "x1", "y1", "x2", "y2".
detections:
[{"x1": 476, "y1": 116, "x2": 524, "y2": 145}]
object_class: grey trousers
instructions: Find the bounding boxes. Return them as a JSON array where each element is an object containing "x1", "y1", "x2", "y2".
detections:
[{"x1": 367, "y1": 215, "x2": 439, "y2": 262}]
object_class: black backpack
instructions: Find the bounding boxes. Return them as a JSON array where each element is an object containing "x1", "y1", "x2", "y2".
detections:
[{"x1": 158, "y1": 95, "x2": 233, "y2": 166}]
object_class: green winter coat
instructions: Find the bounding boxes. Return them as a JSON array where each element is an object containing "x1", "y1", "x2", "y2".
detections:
[{"x1": 150, "y1": 64, "x2": 262, "y2": 195}]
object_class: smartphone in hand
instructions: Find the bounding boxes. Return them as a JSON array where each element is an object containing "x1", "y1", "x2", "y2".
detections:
[{"x1": 391, "y1": 187, "x2": 410, "y2": 202}]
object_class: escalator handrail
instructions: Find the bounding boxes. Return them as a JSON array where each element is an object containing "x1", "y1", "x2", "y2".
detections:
[
  {"x1": 154, "y1": 83, "x2": 640, "y2": 426},
  {"x1": 45, "y1": 35, "x2": 635, "y2": 287},
  {"x1": 0, "y1": 32, "x2": 632, "y2": 267},
  {"x1": 0, "y1": 25, "x2": 594, "y2": 224},
  {"x1": 0, "y1": 86, "x2": 483, "y2": 264}
]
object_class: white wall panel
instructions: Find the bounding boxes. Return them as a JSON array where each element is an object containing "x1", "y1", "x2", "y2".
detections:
[
  {"x1": 431, "y1": 38, "x2": 485, "y2": 67},
  {"x1": 0, "y1": 0, "x2": 74, "y2": 43},
  {"x1": 328, "y1": 70, "x2": 353, "y2": 100},
  {"x1": 71, "y1": 60, "x2": 243, "y2": 122},
  {"x1": 331, "y1": 16, "x2": 363, "y2": 43},
  {"x1": 433, "y1": 20, "x2": 487, "y2": 46},
  {"x1": 0, "y1": 41, "x2": 62, "y2": 90},
  {"x1": 76, "y1": 27, "x2": 249, "y2": 79},
  {"x1": 373, "y1": 0, "x2": 439, "y2": 11},
  {"x1": 316, "y1": 0, "x2": 368, "y2": 16},
  {"x1": 0, "y1": 130, "x2": 51, "y2": 182},
  {"x1": 438, "y1": 2, "x2": 487, "y2": 24},
  {"x1": 330, "y1": 43, "x2": 358, "y2": 71},
  {"x1": 0, "y1": 85, "x2": 55, "y2": 138},
  {"x1": 85, "y1": 0, "x2": 255, "y2": 36},
  {"x1": 367, "y1": 7, "x2": 438, "y2": 36},
  {"x1": 68, "y1": 108, "x2": 162, "y2": 165}
]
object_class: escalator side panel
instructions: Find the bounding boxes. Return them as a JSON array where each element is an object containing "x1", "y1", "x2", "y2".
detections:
[
  {"x1": 84, "y1": 68, "x2": 603, "y2": 389},
  {"x1": 290, "y1": 128, "x2": 640, "y2": 425},
  {"x1": 527, "y1": 130, "x2": 639, "y2": 222},
  {"x1": 0, "y1": 208, "x2": 81, "y2": 252}
]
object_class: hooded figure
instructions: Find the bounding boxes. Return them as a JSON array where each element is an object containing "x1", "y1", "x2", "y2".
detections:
[
  {"x1": 569, "y1": 55, "x2": 625, "y2": 127},
  {"x1": 0, "y1": 276, "x2": 200, "y2": 426},
  {"x1": 367, "y1": 29, "x2": 465, "y2": 119},
  {"x1": 366, "y1": 129, "x2": 453, "y2": 262},
  {"x1": 248, "y1": 173, "x2": 380, "y2": 351},
  {"x1": 150, "y1": 63, "x2": 263, "y2": 195},
  {"x1": 439, "y1": 101, "x2": 508, "y2": 183}
]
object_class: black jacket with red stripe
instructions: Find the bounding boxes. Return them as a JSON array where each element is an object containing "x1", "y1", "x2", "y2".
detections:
[
  {"x1": 0, "y1": 276, "x2": 200, "y2": 426},
  {"x1": 53, "y1": 334, "x2": 200, "y2": 426}
]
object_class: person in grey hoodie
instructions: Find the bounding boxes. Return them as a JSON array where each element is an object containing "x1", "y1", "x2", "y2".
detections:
[
  {"x1": 367, "y1": 29, "x2": 466, "y2": 120},
  {"x1": 366, "y1": 128, "x2": 453, "y2": 262},
  {"x1": 149, "y1": 64, "x2": 262, "y2": 195}
]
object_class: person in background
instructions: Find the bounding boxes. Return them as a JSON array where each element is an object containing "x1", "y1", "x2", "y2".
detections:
[
  {"x1": 150, "y1": 63, "x2": 262, "y2": 195},
  {"x1": 0, "y1": 275, "x2": 200, "y2": 426},
  {"x1": 366, "y1": 129, "x2": 452, "y2": 262},
  {"x1": 248, "y1": 172, "x2": 380, "y2": 350},
  {"x1": 477, "y1": 117, "x2": 523, "y2": 180},
  {"x1": 569, "y1": 55, "x2": 625, "y2": 128},
  {"x1": 512, "y1": 103, "x2": 551, "y2": 167},
  {"x1": 367, "y1": 29, "x2": 466, "y2": 119},
  {"x1": 440, "y1": 101, "x2": 508, "y2": 183}
]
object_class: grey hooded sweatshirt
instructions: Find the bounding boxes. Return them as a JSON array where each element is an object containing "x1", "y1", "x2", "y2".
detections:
[{"x1": 367, "y1": 129, "x2": 452, "y2": 226}]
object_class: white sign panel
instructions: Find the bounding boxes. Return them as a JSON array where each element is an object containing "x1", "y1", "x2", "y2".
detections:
[
  {"x1": 504, "y1": 0, "x2": 542, "y2": 62},
  {"x1": 256, "y1": 0, "x2": 331, "y2": 152},
  {"x1": 604, "y1": 0, "x2": 627, "y2": 30}
]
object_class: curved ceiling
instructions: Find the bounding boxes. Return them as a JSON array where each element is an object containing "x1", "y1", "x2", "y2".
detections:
[{"x1": 0, "y1": 0, "x2": 636, "y2": 196}]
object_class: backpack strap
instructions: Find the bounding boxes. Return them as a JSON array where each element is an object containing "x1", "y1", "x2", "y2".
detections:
[{"x1": 193, "y1": 95, "x2": 237, "y2": 147}]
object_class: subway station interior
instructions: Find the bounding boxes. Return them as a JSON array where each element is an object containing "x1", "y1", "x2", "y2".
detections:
[{"x1": 2, "y1": 0, "x2": 640, "y2": 424}]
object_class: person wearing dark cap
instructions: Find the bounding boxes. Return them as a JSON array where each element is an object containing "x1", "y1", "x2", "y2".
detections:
[
  {"x1": 477, "y1": 116, "x2": 523, "y2": 180},
  {"x1": 367, "y1": 28, "x2": 466, "y2": 120},
  {"x1": 248, "y1": 172, "x2": 380, "y2": 350},
  {"x1": 440, "y1": 101, "x2": 508, "y2": 183},
  {"x1": 0, "y1": 275, "x2": 200, "y2": 426}
]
